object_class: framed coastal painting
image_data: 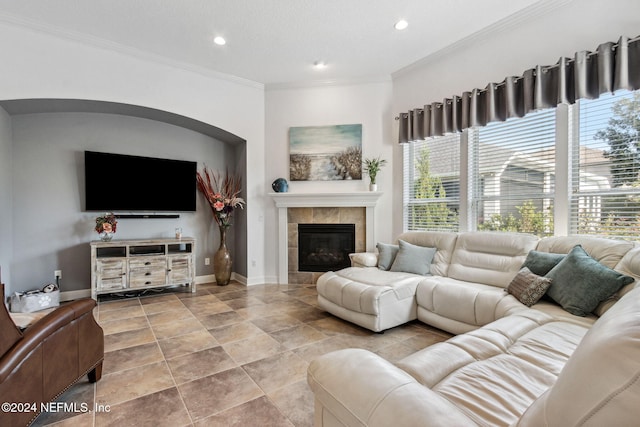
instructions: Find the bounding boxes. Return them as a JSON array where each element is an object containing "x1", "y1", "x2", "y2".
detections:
[{"x1": 289, "y1": 124, "x2": 362, "y2": 181}]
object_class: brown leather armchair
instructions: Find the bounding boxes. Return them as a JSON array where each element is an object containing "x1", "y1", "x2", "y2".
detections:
[{"x1": 0, "y1": 285, "x2": 104, "y2": 426}]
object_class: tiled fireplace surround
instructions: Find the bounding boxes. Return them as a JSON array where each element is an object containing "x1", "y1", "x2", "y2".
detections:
[
  {"x1": 270, "y1": 192, "x2": 382, "y2": 284},
  {"x1": 288, "y1": 207, "x2": 365, "y2": 284}
]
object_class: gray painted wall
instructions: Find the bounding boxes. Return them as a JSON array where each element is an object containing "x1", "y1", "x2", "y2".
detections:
[
  {"x1": 9, "y1": 112, "x2": 244, "y2": 294},
  {"x1": 0, "y1": 107, "x2": 13, "y2": 296}
]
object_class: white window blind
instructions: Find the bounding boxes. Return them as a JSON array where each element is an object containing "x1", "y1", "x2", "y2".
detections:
[
  {"x1": 403, "y1": 134, "x2": 460, "y2": 231},
  {"x1": 470, "y1": 109, "x2": 556, "y2": 236},
  {"x1": 570, "y1": 89, "x2": 640, "y2": 240}
]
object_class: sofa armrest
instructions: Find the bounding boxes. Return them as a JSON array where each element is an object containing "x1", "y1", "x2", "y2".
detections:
[
  {"x1": 0, "y1": 299, "x2": 97, "y2": 382},
  {"x1": 349, "y1": 252, "x2": 378, "y2": 268},
  {"x1": 307, "y1": 348, "x2": 474, "y2": 427}
]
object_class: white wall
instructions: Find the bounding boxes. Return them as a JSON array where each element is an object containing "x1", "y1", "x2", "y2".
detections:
[
  {"x1": 265, "y1": 81, "x2": 394, "y2": 281},
  {"x1": 391, "y1": 0, "x2": 640, "y2": 235},
  {"x1": 0, "y1": 107, "x2": 13, "y2": 296},
  {"x1": 0, "y1": 22, "x2": 267, "y2": 289}
]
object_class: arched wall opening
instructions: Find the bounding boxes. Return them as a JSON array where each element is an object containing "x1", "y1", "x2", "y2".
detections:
[{"x1": 0, "y1": 98, "x2": 248, "y2": 296}]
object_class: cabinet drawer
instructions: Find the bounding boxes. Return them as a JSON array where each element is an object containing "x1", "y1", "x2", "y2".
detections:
[
  {"x1": 129, "y1": 269, "x2": 166, "y2": 288},
  {"x1": 129, "y1": 257, "x2": 166, "y2": 269}
]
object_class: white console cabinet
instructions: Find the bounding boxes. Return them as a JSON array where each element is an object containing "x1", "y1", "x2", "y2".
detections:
[{"x1": 90, "y1": 237, "x2": 196, "y2": 300}]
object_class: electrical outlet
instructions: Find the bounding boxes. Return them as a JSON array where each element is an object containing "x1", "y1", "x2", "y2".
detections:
[
  {"x1": 204, "y1": 258, "x2": 210, "y2": 266},
  {"x1": 54, "y1": 270, "x2": 62, "y2": 279}
]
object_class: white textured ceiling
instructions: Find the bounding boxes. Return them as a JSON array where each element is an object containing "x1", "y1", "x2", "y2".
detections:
[{"x1": 0, "y1": 0, "x2": 547, "y2": 86}]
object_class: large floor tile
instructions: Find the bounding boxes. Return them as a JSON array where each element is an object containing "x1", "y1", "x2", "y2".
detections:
[
  {"x1": 178, "y1": 367, "x2": 263, "y2": 421},
  {"x1": 103, "y1": 342, "x2": 165, "y2": 373},
  {"x1": 268, "y1": 380, "x2": 315, "y2": 427},
  {"x1": 242, "y1": 351, "x2": 308, "y2": 393},
  {"x1": 193, "y1": 396, "x2": 293, "y2": 427},
  {"x1": 157, "y1": 329, "x2": 219, "y2": 360},
  {"x1": 96, "y1": 361, "x2": 174, "y2": 407},
  {"x1": 222, "y1": 333, "x2": 285, "y2": 365},
  {"x1": 104, "y1": 327, "x2": 156, "y2": 352},
  {"x1": 269, "y1": 324, "x2": 327, "y2": 350},
  {"x1": 207, "y1": 320, "x2": 265, "y2": 344},
  {"x1": 167, "y1": 346, "x2": 237, "y2": 385},
  {"x1": 95, "y1": 387, "x2": 191, "y2": 427}
]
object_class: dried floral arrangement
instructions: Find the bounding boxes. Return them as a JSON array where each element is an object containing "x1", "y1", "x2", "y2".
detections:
[
  {"x1": 95, "y1": 212, "x2": 118, "y2": 234},
  {"x1": 196, "y1": 167, "x2": 245, "y2": 228}
]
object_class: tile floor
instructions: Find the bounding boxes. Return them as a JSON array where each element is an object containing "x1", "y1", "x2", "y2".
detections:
[{"x1": 32, "y1": 282, "x2": 452, "y2": 427}]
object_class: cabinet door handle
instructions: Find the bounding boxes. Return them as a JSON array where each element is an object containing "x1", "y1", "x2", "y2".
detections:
[
  {"x1": 145, "y1": 262, "x2": 151, "y2": 265},
  {"x1": 145, "y1": 272, "x2": 151, "y2": 276},
  {"x1": 145, "y1": 281, "x2": 151, "y2": 285},
  {"x1": 167, "y1": 269, "x2": 172, "y2": 272}
]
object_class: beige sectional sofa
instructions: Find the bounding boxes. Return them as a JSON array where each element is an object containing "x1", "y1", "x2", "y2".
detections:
[{"x1": 309, "y1": 231, "x2": 640, "y2": 426}]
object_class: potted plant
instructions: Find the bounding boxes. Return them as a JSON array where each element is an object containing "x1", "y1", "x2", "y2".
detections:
[{"x1": 362, "y1": 156, "x2": 387, "y2": 191}]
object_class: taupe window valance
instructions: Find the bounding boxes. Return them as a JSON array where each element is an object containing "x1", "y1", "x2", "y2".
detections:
[{"x1": 398, "y1": 35, "x2": 640, "y2": 143}]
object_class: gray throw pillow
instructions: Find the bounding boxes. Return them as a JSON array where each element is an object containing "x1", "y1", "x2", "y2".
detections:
[
  {"x1": 507, "y1": 267, "x2": 552, "y2": 307},
  {"x1": 522, "y1": 250, "x2": 565, "y2": 276},
  {"x1": 545, "y1": 245, "x2": 635, "y2": 316},
  {"x1": 389, "y1": 240, "x2": 436, "y2": 275},
  {"x1": 376, "y1": 242, "x2": 399, "y2": 270}
]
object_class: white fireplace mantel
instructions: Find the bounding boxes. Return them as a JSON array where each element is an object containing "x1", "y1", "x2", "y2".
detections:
[{"x1": 269, "y1": 191, "x2": 382, "y2": 284}]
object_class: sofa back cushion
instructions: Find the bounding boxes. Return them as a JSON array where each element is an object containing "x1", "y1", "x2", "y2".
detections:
[
  {"x1": 593, "y1": 246, "x2": 640, "y2": 316},
  {"x1": 536, "y1": 235, "x2": 637, "y2": 316},
  {"x1": 536, "y1": 235, "x2": 635, "y2": 269},
  {"x1": 396, "y1": 232, "x2": 458, "y2": 277},
  {"x1": 448, "y1": 232, "x2": 539, "y2": 288},
  {"x1": 517, "y1": 286, "x2": 640, "y2": 427}
]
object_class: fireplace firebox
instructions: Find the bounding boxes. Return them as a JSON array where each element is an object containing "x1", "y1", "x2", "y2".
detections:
[{"x1": 297, "y1": 224, "x2": 355, "y2": 272}]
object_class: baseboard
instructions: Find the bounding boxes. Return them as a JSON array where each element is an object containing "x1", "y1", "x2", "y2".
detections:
[
  {"x1": 61, "y1": 273, "x2": 277, "y2": 300},
  {"x1": 195, "y1": 274, "x2": 216, "y2": 285},
  {"x1": 60, "y1": 289, "x2": 91, "y2": 302}
]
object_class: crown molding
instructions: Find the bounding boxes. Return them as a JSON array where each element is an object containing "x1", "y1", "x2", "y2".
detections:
[
  {"x1": 265, "y1": 75, "x2": 392, "y2": 91},
  {"x1": 0, "y1": 12, "x2": 264, "y2": 90},
  {"x1": 392, "y1": 0, "x2": 575, "y2": 80}
]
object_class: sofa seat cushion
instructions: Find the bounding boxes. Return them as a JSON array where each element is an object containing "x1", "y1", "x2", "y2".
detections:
[
  {"x1": 316, "y1": 268, "x2": 423, "y2": 316},
  {"x1": 416, "y1": 276, "x2": 527, "y2": 329},
  {"x1": 518, "y1": 286, "x2": 640, "y2": 427},
  {"x1": 397, "y1": 310, "x2": 588, "y2": 427},
  {"x1": 530, "y1": 301, "x2": 597, "y2": 328}
]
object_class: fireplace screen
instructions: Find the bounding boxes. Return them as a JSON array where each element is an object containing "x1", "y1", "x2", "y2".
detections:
[{"x1": 297, "y1": 224, "x2": 355, "y2": 272}]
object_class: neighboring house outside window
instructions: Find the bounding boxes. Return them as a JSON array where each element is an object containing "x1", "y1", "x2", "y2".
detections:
[{"x1": 571, "y1": 90, "x2": 640, "y2": 240}]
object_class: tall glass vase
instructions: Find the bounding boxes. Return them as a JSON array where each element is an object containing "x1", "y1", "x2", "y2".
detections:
[{"x1": 213, "y1": 225, "x2": 232, "y2": 286}]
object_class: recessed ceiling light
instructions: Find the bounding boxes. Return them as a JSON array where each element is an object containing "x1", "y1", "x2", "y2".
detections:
[
  {"x1": 213, "y1": 36, "x2": 226, "y2": 46},
  {"x1": 313, "y1": 61, "x2": 327, "y2": 69},
  {"x1": 394, "y1": 20, "x2": 409, "y2": 30}
]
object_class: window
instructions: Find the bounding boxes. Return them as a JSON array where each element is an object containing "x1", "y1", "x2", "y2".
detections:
[
  {"x1": 403, "y1": 134, "x2": 460, "y2": 231},
  {"x1": 469, "y1": 109, "x2": 556, "y2": 236},
  {"x1": 570, "y1": 90, "x2": 640, "y2": 239},
  {"x1": 402, "y1": 90, "x2": 640, "y2": 240}
]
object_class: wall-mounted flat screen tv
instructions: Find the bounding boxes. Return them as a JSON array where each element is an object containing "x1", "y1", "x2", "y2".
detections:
[{"x1": 84, "y1": 151, "x2": 197, "y2": 212}]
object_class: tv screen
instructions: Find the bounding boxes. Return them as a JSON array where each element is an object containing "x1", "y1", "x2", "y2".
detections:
[{"x1": 84, "y1": 151, "x2": 197, "y2": 211}]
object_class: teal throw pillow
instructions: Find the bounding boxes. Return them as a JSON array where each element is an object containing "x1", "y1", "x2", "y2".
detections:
[
  {"x1": 376, "y1": 242, "x2": 399, "y2": 270},
  {"x1": 545, "y1": 245, "x2": 634, "y2": 316},
  {"x1": 522, "y1": 250, "x2": 565, "y2": 276},
  {"x1": 389, "y1": 240, "x2": 436, "y2": 276}
]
